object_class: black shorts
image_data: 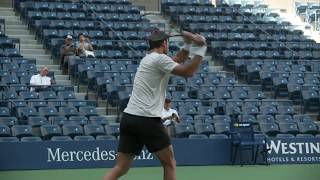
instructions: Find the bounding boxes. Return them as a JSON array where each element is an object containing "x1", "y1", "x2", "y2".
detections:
[{"x1": 118, "y1": 112, "x2": 171, "y2": 156}]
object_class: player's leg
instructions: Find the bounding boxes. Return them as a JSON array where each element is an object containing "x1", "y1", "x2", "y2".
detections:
[
  {"x1": 154, "y1": 145, "x2": 176, "y2": 180},
  {"x1": 103, "y1": 152, "x2": 135, "y2": 180}
]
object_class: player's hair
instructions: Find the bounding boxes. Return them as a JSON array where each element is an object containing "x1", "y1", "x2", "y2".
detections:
[{"x1": 149, "y1": 39, "x2": 167, "y2": 50}]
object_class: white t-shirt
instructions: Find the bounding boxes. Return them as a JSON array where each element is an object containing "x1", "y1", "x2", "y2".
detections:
[
  {"x1": 161, "y1": 108, "x2": 179, "y2": 126},
  {"x1": 124, "y1": 52, "x2": 179, "y2": 117},
  {"x1": 30, "y1": 74, "x2": 51, "y2": 91}
]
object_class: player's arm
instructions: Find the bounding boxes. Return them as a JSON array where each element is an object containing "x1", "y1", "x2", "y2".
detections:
[
  {"x1": 171, "y1": 34, "x2": 207, "y2": 77},
  {"x1": 172, "y1": 49, "x2": 189, "y2": 64}
]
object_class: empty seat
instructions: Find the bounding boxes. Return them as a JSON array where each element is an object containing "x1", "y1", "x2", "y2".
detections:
[
  {"x1": 51, "y1": 136, "x2": 73, "y2": 141},
  {"x1": 11, "y1": 125, "x2": 33, "y2": 138},
  {"x1": 39, "y1": 107, "x2": 59, "y2": 119},
  {"x1": 279, "y1": 123, "x2": 300, "y2": 135},
  {"x1": 194, "y1": 123, "x2": 214, "y2": 136},
  {"x1": 62, "y1": 124, "x2": 83, "y2": 138},
  {"x1": 0, "y1": 107, "x2": 10, "y2": 117},
  {"x1": 105, "y1": 123, "x2": 120, "y2": 137},
  {"x1": 0, "y1": 125, "x2": 11, "y2": 137},
  {"x1": 296, "y1": 134, "x2": 314, "y2": 138},
  {"x1": 175, "y1": 124, "x2": 195, "y2": 138},
  {"x1": 84, "y1": 124, "x2": 105, "y2": 137},
  {"x1": 28, "y1": 116, "x2": 49, "y2": 127},
  {"x1": 96, "y1": 135, "x2": 116, "y2": 140},
  {"x1": 0, "y1": 117, "x2": 17, "y2": 126},
  {"x1": 209, "y1": 134, "x2": 230, "y2": 139},
  {"x1": 21, "y1": 137, "x2": 42, "y2": 142},
  {"x1": 74, "y1": 135, "x2": 95, "y2": 141},
  {"x1": 41, "y1": 124, "x2": 62, "y2": 140},
  {"x1": 214, "y1": 123, "x2": 230, "y2": 134},
  {"x1": 79, "y1": 106, "x2": 99, "y2": 117},
  {"x1": 49, "y1": 116, "x2": 68, "y2": 126},
  {"x1": 297, "y1": 122, "x2": 319, "y2": 135},
  {"x1": 89, "y1": 116, "x2": 109, "y2": 125},
  {"x1": 259, "y1": 123, "x2": 280, "y2": 136},
  {"x1": 276, "y1": 134, "x2": 295, "y2": 138},
  {"x1": 0, "y1": 136, "x2": 19, "y2": 142},
  {"x1": 188, "y1": 134, "x2": 208, "y2": 139},
  {"x1": 69, "y1": 116, "x2": 88, "y2": 125}
]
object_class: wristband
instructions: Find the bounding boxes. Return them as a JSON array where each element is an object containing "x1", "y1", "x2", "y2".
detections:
[
  {"x1": 190, "y1": 44, "x2": 207, "y2": 57},
  {"x1": 182, "y1": 42, "x2": 192, "y2": 52}
]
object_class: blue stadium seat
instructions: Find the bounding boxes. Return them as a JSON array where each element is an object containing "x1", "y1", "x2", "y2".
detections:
[
  {"x1": 11, "y1": 125, "x2": 33, "y2": 138},
  {"x1": 96, "y1": 135, "x2": 116, "y2": 140},
  {"x1": 59, "y1": 106, "x2": 78, "y2": 118},
  {"x1": 105, "y1": 123, "x2": 120, "y2": 137},
  {"x1": 84, "y1": 124, "x2": 105, "y2": 137},
  {"x1": 209, "y1": 134, "x2": 230, "y2": 139},
  {"x1": 62, "y1": 124, "x2": 84, "y2": 138},
  {"x1": 175, "y1": 123, "x2": 195, "y2": 138},
  {"x1": 41, "y1": 124, "x2": 62, "y2": 140},
  {"x1": 0, "y1": 125, "x2": 11, "y2": 137},
  {"x1": 0, "y1": 136, "x2": 19, "y2": 142},
  {"x1": 214, "y1": 122, "x2": 230, "y2": 134},
  {"x1": 279, "y1": 123, "x2": 300, "y2": 135},
  {"x1": 38, "y1": 107, "x2": 59, "y2": 119},
  {"x1": 194, "y1": 123, "x2": 214, "y2": 136},
  {"x1": 69, "y1": 116, "x2": 88, "y2": 126},
  {"x1": 28, "y1": 116, "x2": 49, "y2": 127},
  {"x1": 21, "y1": 137, "x2": 42, "y2": 142},
  {"x1": 259, "y1": 123, "x2": 280, "y2": 136},
  {"x1": 0, "y1": 117, "x2": 17, "y2": 126},
  {"x1": 297, "y1": 122, "x2": 319, "y2": 135},
  {"x1": 0, "y1": 107, "x2": 10, "y2": 117},
  {"x1": 188, "y1": 134, "x2": 208, "y2": 139},
  {"x1": 51, "y1": 136, "x2": 73, "y2": 141},
  {"x1": 74, "y1": 135, "x2": 95, "y2": 141}
]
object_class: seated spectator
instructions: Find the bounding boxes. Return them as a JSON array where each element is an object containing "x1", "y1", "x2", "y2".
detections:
[
  {"x1": 60, "y1": 35, "x2": 76, "y2": 75},
  {"x1": 76, "y1": 33, "x2": 94, "y2": 57},
  {"x1": 161, "y1": 97, "x2": 180, "y2": 137},
  {"x1": 30, "y1": 66, "x2": 52, "y2": 92}
]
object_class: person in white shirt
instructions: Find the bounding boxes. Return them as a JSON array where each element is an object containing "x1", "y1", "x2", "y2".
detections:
[
  {"x1": 29, "y1": 66, "x2": 51, "y2": 91},
  {"x1": 161, "y1": 98, "x2": 180, "y2": 138},
  {"x1": 161, "y1": 98, "x2": 180, "y2": 127},
  {"x1": 104, "y1": 30, "x2": 207, "y2": 180}
]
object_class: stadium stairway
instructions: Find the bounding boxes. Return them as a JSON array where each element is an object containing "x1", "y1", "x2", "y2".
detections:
[
  {"x1": 0, "y1": 7, "x2": 114, "y2": 117},
  {"x1": 0, "y1": 7, "x2": 71, "y2": 86}
]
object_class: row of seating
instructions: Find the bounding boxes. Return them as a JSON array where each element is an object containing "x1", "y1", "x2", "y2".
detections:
[
  {"x1": 188, "y1": 23, "x2": 303, "y2": 35},
  {"x1": 174, "y1": 121, "x2": 319, "y2": 138},
  {"x1": 0, "y1": 123, "x2": 120, "y2": 139}
]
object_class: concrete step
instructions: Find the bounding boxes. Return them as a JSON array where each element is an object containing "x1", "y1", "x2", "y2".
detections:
[
  {"x1": 56, "y1": 79, "x2": 72, "y2": 86},
  {"x1": 0, "y1": 7, "x2": 14, "y2": 11},
  {"x1": 0, "y1": 11, "x2": 15, "y2": 16},
  {"x1": 20, "y1": 48, "x2": 47, "y2": 55},
  {"x1": 35, "y1": 59, "x2": 54, "y2": 65},
  {"x1": 5, "y1": 20, "x2": 23, "y2": 25},
  {"x1": 36, "y1": 64, "x2": 59, "y2": 70},
  {"x1": 7, "y1": 34, "x2": 35, "y2": 40},
  {"x1": 51, "y1": 69, "x2": 62, "y2": 75},
  {"x1": 20, "y1": 44, "x2": 44, "y2": 49},
  {"x1": 6, "y1": 25, "x2": 28, "y2": 30},
  {"x1": 5, "y1": 29, "x2": 31, "y2": 35},
  {"x1": 20, "y1": 39, "x2": 38, "y2": 44},
  {"x1": 55, "y1": 75, "x2": 70, "y2": 80},
  {"x1": 25, "y1": 54, "x2": 51, "y2": 60},
  {"x1": 1, "y1": 16, "x2": 20, "y2": 21},
  {"x1": 75, "y1": 92, "x2": 86, "y2": 100},
  {"x1": 97, "y1": 107, "x2": 107, "y2": 116}
]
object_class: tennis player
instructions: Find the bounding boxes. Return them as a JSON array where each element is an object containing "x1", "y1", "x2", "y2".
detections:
[{"x1": 104, "y1": 30, "x2": 207, "y2": 180}]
